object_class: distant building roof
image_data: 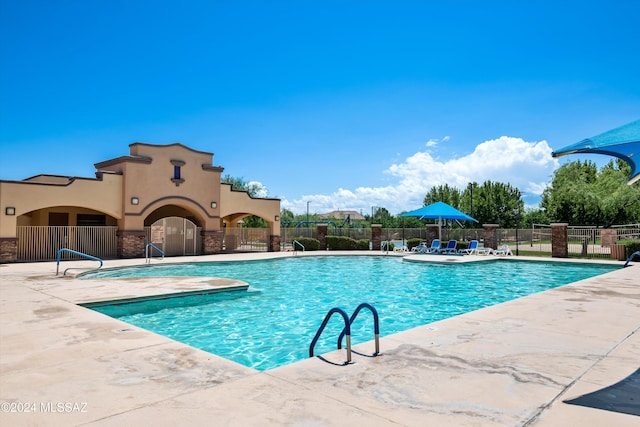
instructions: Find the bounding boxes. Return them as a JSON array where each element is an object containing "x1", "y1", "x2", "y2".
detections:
[{"x1": 318, "y1": 210, "x2": 365, "y2": 221}]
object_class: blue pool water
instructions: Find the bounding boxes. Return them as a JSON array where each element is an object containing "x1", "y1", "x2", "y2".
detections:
[{"x1": 85, "y1": 256, "x2": 616, "y2": 371}]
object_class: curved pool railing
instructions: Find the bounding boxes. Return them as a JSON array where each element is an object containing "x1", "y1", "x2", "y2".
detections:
[
  {"x1": 56, "y1": 248, "x2": 103, "y2": 276},
  {"x1": 624, "y1": 251, "x2": 640, "y2": 268},
  {"x1": 309, "y1": 307, "x2": 352, "y2": 365},
  {"x1": 292, "y1": 240, "x2": 305, "y2": 255},
  {"x1": 145, "y1": 243, "x2": 165, "y2": 264},
  {"x1": 337, "y1": 302, "x2": 380, "y2": 357}
]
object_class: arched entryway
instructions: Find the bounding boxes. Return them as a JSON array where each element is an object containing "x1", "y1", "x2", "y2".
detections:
[{"x1": 146, "y1": 216, "x2": 201, "y2": 256}]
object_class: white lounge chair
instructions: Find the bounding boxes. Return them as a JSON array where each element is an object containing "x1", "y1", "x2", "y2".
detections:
[
  {"x1": 494, "y1": 245, "x2": 513, "y2": 256},
  {"x1": 476, "y1": 246, "x2": 493, "y2": 255}
]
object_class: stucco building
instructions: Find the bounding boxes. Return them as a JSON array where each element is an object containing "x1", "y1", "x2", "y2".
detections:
[{"x1": 0, "y1": 142, "x2": 280, "y2": 262}]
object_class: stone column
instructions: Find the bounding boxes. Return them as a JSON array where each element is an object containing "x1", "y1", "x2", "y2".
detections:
[
  {"x1": 0, "y1": 237, "x2": 18, "y2": 263},
  {"x1": 371, "y1": 224, "x2": 382, "y2": 250},
  {"x1": 551, "y1": 223, "x2": 568, "y2": 258},
  {"x1": 269, "y1": 234, "x2": 281, "y2": 252},
  {"x1": 600, "y1": 229, "x2": 616, "y2": 247},
  {"x1": 117, "y1": 230, "x2": 146, "y2": 258},
  {"x1": 483, "y1": 224, "x2": 499, "y2": 250},
  {"x1": 317, "y1": 224, "x2": 328, "y2": 250},
  {"x1": 426, "y1": 224, "x2": 439, "y2": 244},
  {"x1": 202, "y1": 230, "x2": 224, "y2": 254}
]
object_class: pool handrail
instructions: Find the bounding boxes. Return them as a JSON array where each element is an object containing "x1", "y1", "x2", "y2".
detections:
[
  {"x1": 292, "y1": 239, "x2": 305, "y2": 255},
  {"x1": 56, "y1": 248, "x2": 103, "y2": 276},
  {"x1": 145, "y1": 243, "x2": 165, "y2": 264},
  {"x1": 309, "y1": 307, "x2": 352, "y2": 365},
  {"x1": 623, "y1": 250, "x2": 640, "y2": 267},
  {"x1": 337, "y1": 302, "x2": 380, "y2": 356}
]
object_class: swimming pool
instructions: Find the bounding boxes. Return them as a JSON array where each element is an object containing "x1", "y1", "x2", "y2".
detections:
[{"x1": 85, "y1": 256, "x2": 617, "y2": 371}]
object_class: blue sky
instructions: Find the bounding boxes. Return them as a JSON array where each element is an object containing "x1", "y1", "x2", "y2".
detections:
[{"x1": 1, "y1": 0, "x2": 639, "y2": 215}]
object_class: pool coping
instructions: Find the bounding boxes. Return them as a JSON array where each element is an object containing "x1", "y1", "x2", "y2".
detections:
[{"x1": 1, "y1": 251, "x2": 638, "y2": 426}]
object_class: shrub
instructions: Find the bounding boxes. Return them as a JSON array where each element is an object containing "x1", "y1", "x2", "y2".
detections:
[
  {"x1": 357, "y1": 239, "x2": 370, "y2": 250},
  {"x1": 293, "y1": 237, "x2": 320, "y2": 251},
  {"x1": 457, "y1": 241, "x2": 469, "y2": 251},
  {"x1": 326, "y1": 235, "x2": 358, "y2": 250},
  {"x1": 407, "y1": 238, "x2": 423, "y2": 251}
]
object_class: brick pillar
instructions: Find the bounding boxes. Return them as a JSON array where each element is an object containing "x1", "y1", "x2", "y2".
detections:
[
  {"x1": 426, "y1": 224, "x2": 439, "y2": 244},
  {"x1": 202, "y1": 230, "x2": 224, "y2": 254},
  {"x1": 483, "y1": 224, "x2": 499, "y2": 250},
  {"x1": 551, "y1": 223, "x2": 568, "y2": 258},
  {"x1": 269, "y1": 234, "x2": 281, "y2": 252},
  {"x1": 600, "y1": 229, "x2": 616, "y2": 247},
  {"x1": 0, "y1": 237, "x2": 18, "y2": 263},
  {"x1": 317, "y1": 224, "x2": 328, "y2": 250},
  {"x1": 371, "y1": 224, "x2": 382, "y2": 250},
  {"x1": 117, "y1": 230, "x2": 146, "y2": 258}
]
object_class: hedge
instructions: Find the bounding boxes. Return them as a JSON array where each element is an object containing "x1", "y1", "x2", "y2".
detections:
[{"x1": 292, "y1": 237, "x2": 320, "y2": 251}]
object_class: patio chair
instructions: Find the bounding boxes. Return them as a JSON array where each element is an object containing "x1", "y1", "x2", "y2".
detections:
[
  {"x1": 476, "y1": 246, "x2": 493, "y2": 255},
  {"x1": 437, "y1": 240, "x2": 457, "y2": 254},
  {"x1": 394, "y1": 244, "x2": 409, "y2": 253},
  {"x1": 458, "y1": 240, "x2": 479, "y2": 255},
  {"x1": 411, "y1": 242, "x2": 428, "y2": 253},
  {"x1": 423, "y1": 239, "x2": 442, "y2": 253},
  {"x1": 413, "y1": 239, "x2": 441, "y2": 254},
  {"x1": 494, "y1": 245, "x2": 513, "y2": 256}
]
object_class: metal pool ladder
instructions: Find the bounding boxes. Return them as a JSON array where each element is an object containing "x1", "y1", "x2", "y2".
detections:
[
  {"x1": 145, "y1": 243, "x2": 165, "y2": 263},
  {"x1": 56, "y1": 248, "x2": 103, "y2": 276},
  {"x1": 309, "y1": 303, "x2": 380, "y2": 365}
]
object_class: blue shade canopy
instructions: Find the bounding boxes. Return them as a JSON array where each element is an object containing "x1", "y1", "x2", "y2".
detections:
[
  {"x1": 401, "y1": 201, "x2": 478, "y2": 222},
  {"x1": 552, "y1": 119, "x2": 640, "y2": 185}
]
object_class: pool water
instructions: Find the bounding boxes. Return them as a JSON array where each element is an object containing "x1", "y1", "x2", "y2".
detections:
[{"x1": 85, "y1": 256, "x2": 616, "y2": 371}]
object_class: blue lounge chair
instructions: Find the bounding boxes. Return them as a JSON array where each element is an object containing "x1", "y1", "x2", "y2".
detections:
[
  {"x1": 413, "y1": 239, "x2": 440, "y2": 253},
  {"x1": 458, "y1": 240, "x2": 479, "y2": 255},
  {"x1": 437, "y1": 240, "x2": 457, "y2": 254},
  {"x1": 423, "y1": 239, "x2": 441, "y2": 253}
]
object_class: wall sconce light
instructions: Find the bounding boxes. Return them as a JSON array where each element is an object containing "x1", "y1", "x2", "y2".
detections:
[
  {"x1": 131, "y1": 197, "x2": 139, "y2": 205},
  {"x1": 275, "y1": 215, "x2": 280, "y2": 221},
  {"x1": 5, "y1": 207, "x2": 16, "y2": 215},
  {"x1": 211, "y1": 201, "x2": 217, "y2": 209}
]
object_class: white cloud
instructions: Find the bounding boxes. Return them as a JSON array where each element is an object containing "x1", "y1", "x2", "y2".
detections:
[
  {"x1": 425, "y1": 139, "x2": 438, "y2": 147},
  {"x1": 246, "y1": 181, "x2": 269, "y2": 198},
  {"x1": 281, "y1": 137, "x2": 559, "y2": 215}
]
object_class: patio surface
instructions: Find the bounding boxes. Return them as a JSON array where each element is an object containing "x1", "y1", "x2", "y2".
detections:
[{"x1": 1, "y1": 252, "x2": 638, "y2": 426}]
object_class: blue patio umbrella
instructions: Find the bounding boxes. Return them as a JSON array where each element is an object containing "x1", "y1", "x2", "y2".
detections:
[
  {"x1": 552, "y1": 119, "x2": 640, "y2": 185},
  {"x1": 401, "y1": 201, "x2": 478, "y2": 239}
]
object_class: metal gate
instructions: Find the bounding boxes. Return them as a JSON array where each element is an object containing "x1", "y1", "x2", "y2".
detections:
[
  {"x1": 16, "y1": 226, "x2": 118, "y2": 261},
  {"x1": 223, "y1": 227, "x2": 269, "y2": 252},
  {"x1": 146, "y1": 217, "x2": 201, "y2": 256}
]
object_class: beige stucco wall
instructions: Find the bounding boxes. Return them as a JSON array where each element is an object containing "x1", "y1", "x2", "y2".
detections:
[
  {"x1": 0, "y1": 174, "x2": 122, "y2": 237},
  {"x1": 220, "y1": 183, "x2": 281, "y2": 234},
  {"x1": 1, "y1": 142, "x2": 281, "y2": 241},
  {"x1": 101, "y1": 143, "x2": 223, "y2": 231}
]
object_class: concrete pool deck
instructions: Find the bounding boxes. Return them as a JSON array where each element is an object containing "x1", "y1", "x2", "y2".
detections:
[{"x1": 1, "y1": 252, "x2": 638, "y2": 426}]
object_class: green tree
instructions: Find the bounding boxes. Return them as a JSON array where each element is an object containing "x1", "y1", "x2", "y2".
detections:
[
  {"x1": 423, "y1": 184, "x2": 462, "y2": 207},
  {"x1": 541, "y1": 160, "x2": 639, "y2": 226},
  {"x1": 280, "y1": 208, "x2": 294, "y2": 222},
  {"x1": 466, "y1": 181, "x2": 523, "y2": 227}
]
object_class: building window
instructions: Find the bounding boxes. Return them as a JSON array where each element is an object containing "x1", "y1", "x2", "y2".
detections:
[
  {"x1": 170, "y1": 160, "x2": 186, "y2": 186},
  {"x1": 77, "y1": 214, "x2": 106, "y2": 226}
]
